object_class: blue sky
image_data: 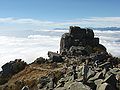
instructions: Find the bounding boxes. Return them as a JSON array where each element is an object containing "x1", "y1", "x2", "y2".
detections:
[
  {"x1": 0, "y1": 0, "x2": 119, "y2": 21},
  {"x1": 0, "y1": 0, "x2": 120, "y2": 30}
]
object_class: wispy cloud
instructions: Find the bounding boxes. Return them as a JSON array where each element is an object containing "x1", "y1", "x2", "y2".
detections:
[
  {"x1": 0, "y1": 17, "x2": 120, "y2": 29},
  {"x1": 0, "y1": 18, "x2": 53, "y2": 24},
  {"x1": 57, "y1": 17, "x2": 120, "y2": 27}
]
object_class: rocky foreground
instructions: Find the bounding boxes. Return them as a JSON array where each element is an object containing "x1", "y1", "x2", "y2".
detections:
[{"x1": 0, "y1": 26, "x2": 120, "y2": 90}]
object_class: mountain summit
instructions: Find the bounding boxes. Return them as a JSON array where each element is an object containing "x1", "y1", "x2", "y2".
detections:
[{"x1": 0, "y1": 26, "x2": 120, "y2": 90}]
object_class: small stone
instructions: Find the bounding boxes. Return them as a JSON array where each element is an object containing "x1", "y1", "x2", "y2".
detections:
[
  {"x1": 67, "y1": 81, "x2": 91, "y2": 90},
  {"x1": 21, "y1": 86, "x2": 29, "y2": 90},
  {"x1": 89, "y1": 72, "x2": 103, "y2": 81},
  {"x1": 97, "y1": 83, "x2": 116, "y2": 90}
]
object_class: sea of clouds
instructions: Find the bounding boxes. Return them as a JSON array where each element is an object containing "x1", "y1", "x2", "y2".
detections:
[
  {"x1": 0, "y1": 29, "x2": 120, "y2": 70},
  {"x1": 0, "y1": 17, "x2": 120, "y2": 70}
]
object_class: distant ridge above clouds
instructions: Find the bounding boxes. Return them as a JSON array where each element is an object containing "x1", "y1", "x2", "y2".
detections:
[
  {"x1": 93, "y1": 27, "x2": 120, "y2": 31},
  {"x1": 53, "y1": 27, "x2": 120, "y2": 31},
  {"x1": 53, "y1": 28, "x2": 68, "y2": 30}
]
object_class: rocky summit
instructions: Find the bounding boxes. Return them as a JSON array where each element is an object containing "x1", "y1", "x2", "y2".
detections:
[{"x1": 0, "y1": 26, "x2": 120, "y2": 90}]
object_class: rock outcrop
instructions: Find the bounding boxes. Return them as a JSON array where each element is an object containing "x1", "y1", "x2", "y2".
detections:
[
  {"x1": 48, "y1": 51, "x2": 63, "y2": 62},
  {"x1": 0, "y1": 59, "x2": 27, "y2": 85},
  {"x1": 46, "y1": 26, "x2": 120, "y2": 90}
]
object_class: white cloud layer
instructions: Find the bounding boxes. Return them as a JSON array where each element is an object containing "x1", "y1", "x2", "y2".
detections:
[
  {"x1": 94, "y1": 30, "x2": 120, "y2": 57},
  {"x1": 0, "y1": 29, "x2": 120, "y2": 70},
  {"x1": 0, "y1": 17, "x2": 120, "y2": 70},
  {"x1": 0, "y1": 35, "x2": 60, "y2": 70}
]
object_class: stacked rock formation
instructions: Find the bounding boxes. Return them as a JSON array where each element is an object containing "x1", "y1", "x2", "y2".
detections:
[{"x1": 60, "y1": 26, "x2": 106, "y2": 56}]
